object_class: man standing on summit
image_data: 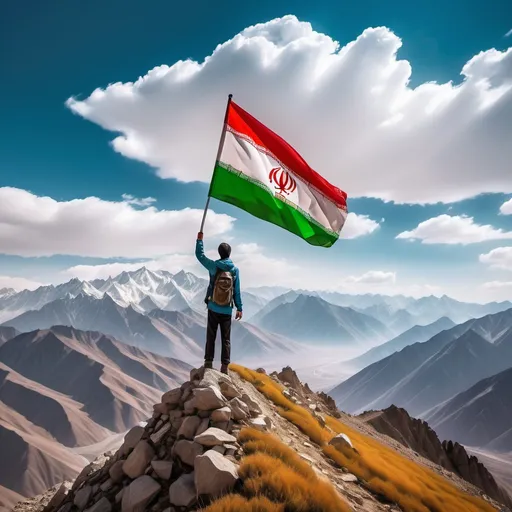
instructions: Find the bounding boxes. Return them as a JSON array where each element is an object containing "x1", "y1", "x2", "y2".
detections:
[{"x1": 195, "y1": 232, "x2": 243, "y2": 374}]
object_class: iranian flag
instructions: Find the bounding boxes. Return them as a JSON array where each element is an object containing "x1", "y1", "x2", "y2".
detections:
[{"x1": 208, "y1": 99, "x2": 348, "y2": 247}]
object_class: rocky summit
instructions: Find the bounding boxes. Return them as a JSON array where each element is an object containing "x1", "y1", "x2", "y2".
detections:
[{"x1": 33, "y1": 368, "x2": 270, "y2": 512}]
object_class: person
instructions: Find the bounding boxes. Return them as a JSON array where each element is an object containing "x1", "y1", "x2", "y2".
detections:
[{"x1": 195, "y1": 231, "x2": 243, "y2": 374}]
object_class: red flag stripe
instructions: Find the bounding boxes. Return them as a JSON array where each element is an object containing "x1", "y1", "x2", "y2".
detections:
[{"x1": 226, "y1": 101, "x2": 347, "y2": 209}]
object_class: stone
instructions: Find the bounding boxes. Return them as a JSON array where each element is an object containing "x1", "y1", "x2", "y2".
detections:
[
  {"x1": 85, "y1": 497, "x2": 112, "y2": 512},
  {"x1": 153, "y1": 403, "x2": 170, "y2": 415},
  {"x1": 183, "y1": 399, "x2": 195, "y2": 416},
  {"x1": 190, "y1": 386, "x2": 226, "y2": 411},
  {"x1": 256, "y1": 368, "x2": 267, "y2": 374},
  {"x1": 169, "y1": 473, "x2": 196, "y2": 508},
  {"x1": 168, "y1": 409, "x2": 183, "y2": 421},
  {"x1": 190, "y1": 367, "x2": 204, "y2": 382},
  {"x1": 249, "y1": 416, "x2": 270, "y2": 431},
  {"x1": 219, "y1": 380, "x2": 241, "y2": 399},
  {"x1": 229, "y1": 397, "x2": 250, "y2": 421},
  {"x1": 109, "y1": 460, "x2": 125, "y2": 484},
  {"x1": 123, "y1": 441, "x2": 155, "y2": 479},
  {"x1": 162, "y1": 387, "x2": 182, "y2": 405},
  {"x1": 115, "y1": 489, "x2": 124, "y2": 505},
  {"x1": 173, "y1": 439, "x2": 204, "y2": 466},
  {"x1": 194, "y1": 427, "x2": 236, "y2": 447},
  {"x1": 197, "y1": 410, "x2": 210, "y2": 419},
  {"x1": 194, "y1": 450, "x2": 239, "y2": 497},
  {"x1": 74, "y1": 485, "x2": 93, "y2": 511},
  {"x1": 211, "y1": 406, "x2": 232, "y2": 423},
  {"x1": 151, "y1": 460, "x2": 173, "y2": 480},
  {"x1": 100, "y1": 479, "x2": 113, "y2": 492},
  {"x1": 195, "y1": 418, "x2": 210, "y2": 437},
  {"x1": 341, "y1": 473, "x2": 358, "y2": 483},
  {"x1": 120, "y1": 426, "x2": 145, "y2": 456},
  {"x1": 300, "y1": 453, "x2": 315, "y2": 464},
  {"x1": 57, "y1": 504, "x2": 72, "y2": 512},
  {"x1": 122, "y1": 475, "x2": 161, "y2": 512},
  {"x1": 161, "y1": 415, "x2": 169, "y2": 421},
  {"x1": 150, "y1": 423, "x2": 172, "y2": 444},
  {"x1": 329, "y1": 433, "x2": 355, "y2": 451},
  {"x1": 304, "y1": 442, "x2": 313, "y2": 448},
  {"x1": 177, "y1": 415, "x2": 202, "y2": 440},
  {"x1": 72, "y1": 456, "x2": 108, "y2": 491},
  {"x1": 46, "y1": 481, "x2": 72, "y2": 511},
  {"x1": 211, "y1": 420, "x2": 232, "y2": 432},
  {"x1": 309, "y1": 404, "x2": 317, "y2": 411},
  {"x1": 241, "y1": 393, "x2": 262, "y2": 417},
  {"x1": 212, "y1": 445, "x2": 226, "y2": 455}
]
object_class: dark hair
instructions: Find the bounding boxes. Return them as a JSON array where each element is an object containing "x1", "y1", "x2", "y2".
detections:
[{"x1": 218, "y1": 242, "x2": 231, "y2": 259}]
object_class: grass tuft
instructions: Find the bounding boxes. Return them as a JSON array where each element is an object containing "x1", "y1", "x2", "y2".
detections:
[{"x1": 230, "y1": 364, "x2": 497, "y2": 512}]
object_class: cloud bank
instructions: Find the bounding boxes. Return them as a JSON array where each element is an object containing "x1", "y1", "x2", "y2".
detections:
[{"x1": 67, "y1": 15, "x2": 512, "y2": 204}]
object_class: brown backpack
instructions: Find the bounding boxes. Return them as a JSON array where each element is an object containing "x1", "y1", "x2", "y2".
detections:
[{"x1": 212, "y1": 270, "x2": 234, "y2": 307}]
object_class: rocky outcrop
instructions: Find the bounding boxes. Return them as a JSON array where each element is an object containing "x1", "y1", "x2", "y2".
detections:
[
  {"x1": 360, "y1": 405, "x2": 512, "y2": 508},
  {"x1": 39, "y1": 368, "x2": 271, "y2": 512}
]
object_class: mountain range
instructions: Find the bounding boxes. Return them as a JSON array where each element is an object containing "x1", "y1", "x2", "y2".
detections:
[
  {"x1": 0, "y1": 326, "x2": 191, "y2": 506},
  {"x1": 330, "y1": 308, "x2": 512, "y2": 418}
]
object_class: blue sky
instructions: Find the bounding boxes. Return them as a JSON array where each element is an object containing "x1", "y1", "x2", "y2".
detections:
[{"x1": 1, "y1": 0, "x2": 512, "y2": 302}]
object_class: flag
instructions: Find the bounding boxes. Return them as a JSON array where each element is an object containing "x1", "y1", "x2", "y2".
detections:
[{"x1": 209, "y1": 100, "x2": 348, "y2": 247}]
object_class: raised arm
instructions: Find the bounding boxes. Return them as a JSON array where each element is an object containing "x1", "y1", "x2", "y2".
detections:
[{"x1": 195, "y1": 233, "x2": 216, "y2": 273}]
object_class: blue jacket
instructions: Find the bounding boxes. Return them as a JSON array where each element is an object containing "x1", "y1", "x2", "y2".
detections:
[{"x1": 195, "y1": 239, "x2": 243, "y2": 315}]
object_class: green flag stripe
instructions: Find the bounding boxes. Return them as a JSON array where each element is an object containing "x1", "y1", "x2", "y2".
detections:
[{"x1": 209, "y1": 162, "x2": 339, "y2": 248}]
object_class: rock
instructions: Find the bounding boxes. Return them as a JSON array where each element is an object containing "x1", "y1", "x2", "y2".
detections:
[
  {"x1": 151, "y1": 460, "x2": 173, "y2": 480},
  {"x1": 195, "y1": 450, "x2": 239, "y2": 497},
  {"x1": 299, "y1": 453, "x2": 315, "y2": 464},
  {"x1": 314, "y1": 413, "x2": 326, "y2": 428},
  {"x1": 211, "y1": 420, "x2": 232, "y2": 432},
  {"x1": 211, "y1": 406, "x2": 232, "y2": 422},
  {"x1": 120, "y1": 426, "x2": 145, "y2": 456},
  {"x1": 46, "y1": 481, "x2": 72, "y2": 511},
  {"x1": 249, "y1": 416, "x2": 270, "y2": 431},
  {"x1": 256, "y1": 368, "x2": 267, "y2": 374},
  {"x1": 150, "y1": 423, "x2": 172, "y2": 444},
  {"x1": 115, "y1": 489, "x2": 124, "y2": 505},
  {"x1": 194, "y1": 427, "x2": 236, "y2": 447},
  {"x1": 123, "y1": 441, "x2": 155, "y2": 479},
  {"x1": 177, "y1": 415, "x2": 202, "y2": 440},
  {"x1": 122, "y1": 475, "x2": 161, "y2": 512},
  {"x1": 229, "y1": 397, "x2": 250, "y2": 420},
  {"x1": 74, "y1": 485, "x2": 93, "y2": 511},
  {"x1": 183, "y1": 399, "x2": 195, "y2": 415},
  {"x1": 169, "y1": 473, "x2": 196, "y2": 508},
  {"x1": 309, "y1": 404, "x2": 317, "y2": 411},
  {"x1": 190, "y1": 367, "x2": 205, "y2": 382},
  {"x1": 241, "y1": 393, "x2": 262, "y2": 417},
  {"x1": 162, "y1": 388, "x2": 182, "y2": 405},
  {"x1": 153, "y1": 403, "x2": 170, "y2": 415},
  {"x1": 85, "y1": 497, "x2": 112, "y2": 512},
  {"x1": 173, "y1": 439, "x2": 204, "y2": 466},
  {"x1": 100, "y1": 479, "x2": 113, "y2": 492},
  {"x1": 329, "y1": 433, "x2": 355, "y2": 451},
  {"x1": 190, "y1": 386, "x2": 226, "y2": 411},
  {"x1": 341, "y1": 474, "x2": 358, "y2": 483},
  {"x1": 195, "y1": 418, "x2": 210, "y2": 437},
  {"x1": 219, "y1": 380, "x2": 241, "y2": 400},
  {"x1": 212, "y1": 445, "x2": 226, "y2": 455},
  {"x1": 57, "y1": 504, "x2": 73, "y2": 512},
  {"x1": 109, "y1": 460, "x2": 125, "y2": 484},
  {"x1": 72, "y1": 456, "x2": 108, "y2": 491},
  {"x1": 168, "y1": 409, "x2": 183, "y2": 421},
  {"x1": 197, "y1": 410, "x2": 210, "y2": 419},
  {"x1": 304, "y1": 442, "x2": 312, "y2": 448}
]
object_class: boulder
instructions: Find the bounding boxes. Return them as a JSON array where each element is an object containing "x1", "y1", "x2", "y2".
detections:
[
  {"x1": 161, "y1": 387, "x2": 182, "y2": 405},
  {"x1": 220, "y1": 380, "x2": 241, "y2": 399},
  {"x1": 190, "y1": 386, "x2": 226, "y2": 411},
  {"x1": 195, "y1": 450, "x2": 239, "y2": 497},
  {"x1": 74, "y1": 485, "x2": 92, "y2": 511},
  {"x1": 84, "y1": 497, "x2": 112, "y2": 512},
  {"x1": 211, "y1": 406, "x2": 232, "y2": 423},
  {"x1": 212, "y1": 445, "x2": 226, "y2": 455},
  {"x1": 173, "y1": 439, "x2": 204, "y2": 466},
  {"x1": 109, "y1": 460, "x2": 125, "y2": 483},
  {"x1": 150, "y1": 423, "x2": 171, "y2": 445},
  {"x1": 229, "y1": 397, "x2": 250, "y2": 421},
  {"x1": 122, "y1": 475, "x2": 161, "y2": 512},
  {"x1": 194, "y1": 427, "x2": 236, "y2": 447},
  {"x1": 122, "y1": 441, "x2": 155, "y2": 479},
  {"x1": 241, "y1": 393, "x2": 262, "y2": 417},
  {"x1": 168, "y1": 409, "x2": 183, "y2": 421},
  {"x1": 341, "y1": 474, "x2": 358, "y2": 483},
  {"x1": 151, "y1": 460, "x2": 173, "y2": 480},
  {"x1": 46, "y1": 481, "x2": 72, "y2": 511},
  {"x1": 183, "y1": 399, "x2": 195, "y2": 416},
  {"x1": 153, "y1": 403, "x2": 170, "y2": 415},
  {"x1": 177, "y1": 415, "x2": 202, "y2": 440},
  {"x1": 120, "y1": 426, "x2": 145, "y2": 456},
  {"x1": 329, "y1": 433, "x2": 355, "y2": 451},
  {"x1": 249, "y1": 416, "x2": 271, "y2": 431},
  {"x1": 169, "y1": 473, "x2": 196, "y2": 508},
  {"x1": 195, "y1": 418, "x2": 210, "y2": 437}
]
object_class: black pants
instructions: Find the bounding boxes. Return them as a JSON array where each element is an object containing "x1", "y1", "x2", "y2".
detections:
[{"x1": 205, "y1": 310, "x2": 232, "y2": 365}]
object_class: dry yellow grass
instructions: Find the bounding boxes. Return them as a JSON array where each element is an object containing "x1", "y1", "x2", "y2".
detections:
[
  {"x1": 202, "y1": 428, "x2": 350, "y2": 512},
  {"x1": 231, "y1": 364, "x2": 496, "y2": 512}
]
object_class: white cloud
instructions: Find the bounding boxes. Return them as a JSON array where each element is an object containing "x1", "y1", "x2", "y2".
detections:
[
  {"x1": 66, "y1": 15, "x2": 512, "y2": 205},
  {"x1": 396, "y1": 214, "x2": 512, "y2": 244},
  {"x1": 343, "y1": 270, "x2": 396, "y2": 285},
  {"x1": 479, "y1": 246, "x2": 512, "y2": 270},
  {"x1": 341, "y1": 213, "x2": 380, "y2": 239},
  {"x1": 0, "y1": 187, "x2": 234, "y2": 258},
  {"x1": 482, "y1": 280, "x2": 512, "y2": 289},
  {"x1": 0, "y1": 275, "x2": 44, "y2": 291},
  {"x1": 121, "y1": 194, "x2": 157, "y2": 207},
  {"x1": 500, "y1": 198, "x2": 512, "y2": 215}
]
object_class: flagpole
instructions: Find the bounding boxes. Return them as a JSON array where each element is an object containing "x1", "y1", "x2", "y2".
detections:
[{"x1": 199, "y1": 93, "x2": 233, "y2": 233}]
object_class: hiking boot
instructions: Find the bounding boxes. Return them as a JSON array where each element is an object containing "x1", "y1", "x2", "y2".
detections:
[
  {"x1": 220, "y1": 364, "x2": 229, "y2": 375},
  {"x1": 204, "y1": 360, "x2": 213, "y2": 370}
]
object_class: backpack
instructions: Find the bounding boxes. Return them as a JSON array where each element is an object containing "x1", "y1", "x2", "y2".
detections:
[{"x1": 205, "y1": 268, "x2": 234, "y2": 307}]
